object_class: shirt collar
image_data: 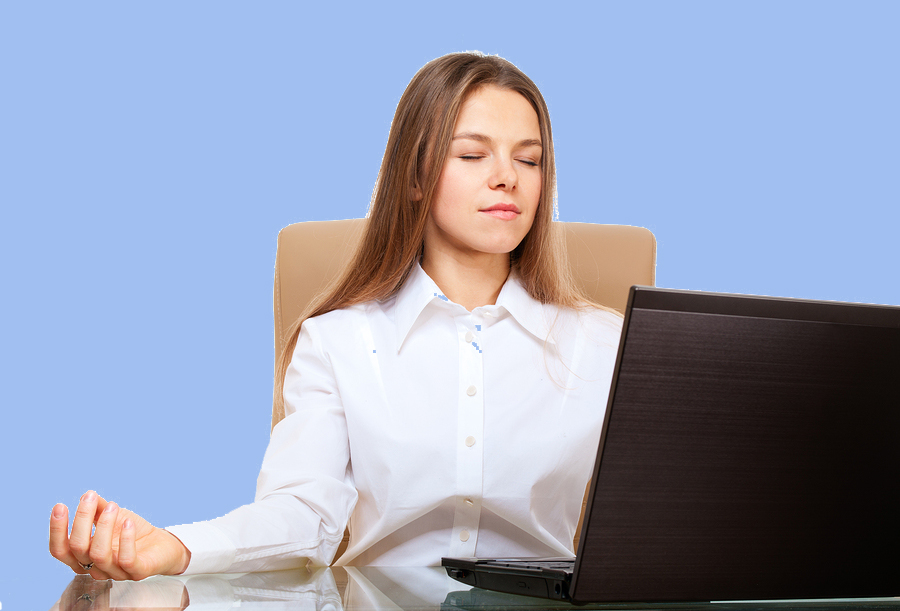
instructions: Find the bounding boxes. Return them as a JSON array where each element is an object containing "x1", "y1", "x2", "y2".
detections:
[
  {"x1": 393, "y1": 263, "x2": 450, "y2": 351},
  {"x1": 393, "y1": 264, "x2": 557, "y2": 351},
  {"x1": 493, "y1": 271, "x2": 558, "y2": 346}
]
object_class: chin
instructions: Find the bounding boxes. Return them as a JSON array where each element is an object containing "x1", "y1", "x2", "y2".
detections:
[
  {"x1": 489, "y1": 227, "x2": 530, "y2": 249},
  {"x1": 478, "y1": 240, "x2": 525, "y2": 257}
]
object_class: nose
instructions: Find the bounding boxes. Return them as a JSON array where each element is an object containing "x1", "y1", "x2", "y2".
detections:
[{"x1": 489, "y1": 158, "x2": 517, "y2": 191}]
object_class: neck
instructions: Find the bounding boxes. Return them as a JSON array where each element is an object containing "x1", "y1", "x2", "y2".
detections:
[{"x1": 420, "y1": 249, "x2": 511, "y2": 311}]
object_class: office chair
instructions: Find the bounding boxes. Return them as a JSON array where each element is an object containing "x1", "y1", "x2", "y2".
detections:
[{"x1": 271, "y1": 218, "x2": 657, "y2": 558}]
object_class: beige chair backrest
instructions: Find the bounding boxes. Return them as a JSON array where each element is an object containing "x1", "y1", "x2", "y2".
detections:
[
  {"x1": 271, "y1": 218, "x2": 656, "y2": 556},
  {"x1": 272, "y1": 218, "x2": 656, "y2": 428}
]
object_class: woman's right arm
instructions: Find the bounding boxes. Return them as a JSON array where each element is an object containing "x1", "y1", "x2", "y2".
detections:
[
  {"x1": 50, "y1": 315, "x2": 357, "y2": 578},
  {"x1": 164, "y1": 316, "x2": 357, "y2": 574}
]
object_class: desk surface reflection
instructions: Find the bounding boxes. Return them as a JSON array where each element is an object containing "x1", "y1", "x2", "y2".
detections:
[{"x1": 50, "y1": 567, "x2": 900, "y2": 611}]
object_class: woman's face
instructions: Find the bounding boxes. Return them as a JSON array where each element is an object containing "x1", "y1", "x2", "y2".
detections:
[{"x1": 423, "y1": 85, "x2": 542, "y2": 267}]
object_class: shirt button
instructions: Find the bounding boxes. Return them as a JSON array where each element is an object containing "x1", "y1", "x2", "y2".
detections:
[
  {"x1": 460, "y1": 530, "x2": 470, "y2": 542},
  {"x1": 466, "y1": 385, "x2": 477, "y2": 396},
  {"x1": 465, "y1": 330, "x2": 475, "y2": 343},
  {"x1": 465, "y1": 436, "x2": 476, "y2": 447}
]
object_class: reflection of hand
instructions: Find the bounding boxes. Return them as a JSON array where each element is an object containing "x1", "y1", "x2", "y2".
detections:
[
  {"x1": 49, "y1": 490, "x2": 191, "y2": 580},
  {"x1": 51, "y1": 575, "x2": 112, "y2": 611},
  {"x1": 50, "y1": 574, "x2": 189, "y2": 611}
]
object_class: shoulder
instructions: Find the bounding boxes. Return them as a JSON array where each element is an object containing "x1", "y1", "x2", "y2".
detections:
[
  {"x1": 299, "y1": 298, "x2": 395, "y2": 351},
  {"x1": 578, "y1": 305, "x2": 623, "y2": 334},
  {"x1": 303, "y1": 300, "x2": 385, "y2": 331},
  {"x1": 548, "y1": 303, "x2": 623, "y2": 349}
]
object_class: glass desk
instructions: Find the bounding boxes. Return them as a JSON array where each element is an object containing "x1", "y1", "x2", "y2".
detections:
[{"x1": 50, "y1": 567, "x2": 900, "y2": 611}]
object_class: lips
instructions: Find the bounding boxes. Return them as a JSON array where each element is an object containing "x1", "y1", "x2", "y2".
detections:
[{"x1": 480, "y1": 203, "x2": 520, "y2": 221}]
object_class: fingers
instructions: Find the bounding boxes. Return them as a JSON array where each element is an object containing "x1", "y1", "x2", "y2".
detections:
[
  {"x1": 50, "y1": 491, "x2": 124, "y2": 580},
  {"x1": 89, "y1": 501, "x2": 131, "y2": 581},
  {"x1": 50, "y1": 491, "x2": 160, "y2": 581},
  {"x1": 49, "y1": 503, "x2": 82, "y2": 574},
  {"x1": 67, "y1": 491, "x2": 101, "y2": 568},
  {"x1": 117, "y1": 518, "x2": 139, "y2": 576},
  {"x1": 49, "y1": 497, "x2": 111, "y2": 578}
]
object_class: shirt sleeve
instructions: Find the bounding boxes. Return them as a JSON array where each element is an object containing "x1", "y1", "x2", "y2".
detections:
[{"x1": 166, "y1": 317, "x2": 359, "y2": 574}]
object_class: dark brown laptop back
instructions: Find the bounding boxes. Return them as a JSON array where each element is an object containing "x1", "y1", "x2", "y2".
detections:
[{"x1": 573, "y1": 287, "x2": 900, "y2": 602}]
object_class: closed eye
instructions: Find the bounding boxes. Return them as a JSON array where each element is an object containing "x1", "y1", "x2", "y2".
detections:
[{"x1": 517, "y1": 158, "x2": 540, "y2": 167}]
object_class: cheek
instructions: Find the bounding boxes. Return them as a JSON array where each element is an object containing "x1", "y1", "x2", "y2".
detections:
[
  {"x1": 432, "y1": 168, "x2": 471, "y2": 216},
  {"x1": 523, "y1": 174, "x2": 543, "y2": 225},
  {"x1": 429, "y1": 190, "x2": 463, "y2": 236},
  {"x1": 525, "y1": 173, "x2": 542, "y2": 209},
  {"x1": 529, "y1": 172, "x2": 543, "y2": 198}
]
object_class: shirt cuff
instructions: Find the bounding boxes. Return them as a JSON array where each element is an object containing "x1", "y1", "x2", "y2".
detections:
[{"x1": 165, "y1": 522, "x2": 237, "y2": 575}]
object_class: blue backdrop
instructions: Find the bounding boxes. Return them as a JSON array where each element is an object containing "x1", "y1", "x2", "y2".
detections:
[{"x1": 2, "y1": 2, "x2": 898, "y2": 608}]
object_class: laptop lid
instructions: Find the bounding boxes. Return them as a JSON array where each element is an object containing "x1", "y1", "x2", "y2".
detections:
[{"x1": 570, "y1": 286, "x2": 900, "y2": 602}]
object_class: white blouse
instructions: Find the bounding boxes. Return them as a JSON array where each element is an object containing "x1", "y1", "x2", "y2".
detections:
[{"x1": 167, "y1": 264, "x2": 622, "y2": 574}]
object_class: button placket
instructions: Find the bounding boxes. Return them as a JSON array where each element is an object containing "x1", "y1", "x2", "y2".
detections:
[{"x1": 450, "y1": 315, "x2": 484, "y2": 556}]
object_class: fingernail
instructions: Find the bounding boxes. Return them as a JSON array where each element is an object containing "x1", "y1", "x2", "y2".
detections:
[
  {"x1": 52, "y1": 504, "x2": 66, "y2": 518},
  {"x1": 104, "y1": 502, "x2": 118, "y2": 513},
  {"x1": 82, "y1": 491, "x2": 95, "y2": 502},
  {"x1": 123, "y1": 519, "x2": 133, "y2": 529}
]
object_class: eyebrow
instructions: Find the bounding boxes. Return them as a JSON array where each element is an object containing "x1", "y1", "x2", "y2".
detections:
[{"x1": 451, "y1": 132, "x2": 542, "y2": 149}]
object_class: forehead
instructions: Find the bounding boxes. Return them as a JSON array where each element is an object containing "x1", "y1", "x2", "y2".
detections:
[{"x1": 453, "y1": 85, "x2": 541, "y2": 139}]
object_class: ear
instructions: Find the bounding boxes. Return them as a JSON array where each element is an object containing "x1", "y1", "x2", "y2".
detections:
[{"x1": 411, "y1": 182, "x2": 423, "y2": 202}]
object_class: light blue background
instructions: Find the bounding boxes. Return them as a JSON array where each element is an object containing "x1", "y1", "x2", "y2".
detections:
[{"x1": 2, "y1": 2, "x2": 897, "y2": 608}]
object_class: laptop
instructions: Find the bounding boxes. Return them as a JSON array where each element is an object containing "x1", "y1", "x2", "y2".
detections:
[{"x1": 444, "y1": 286, "x2": 900, "y2": 604}]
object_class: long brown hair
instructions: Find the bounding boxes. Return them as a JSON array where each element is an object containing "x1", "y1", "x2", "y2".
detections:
[{"x1": 273, "y1": 52, "x2": 592, "y2": 423}]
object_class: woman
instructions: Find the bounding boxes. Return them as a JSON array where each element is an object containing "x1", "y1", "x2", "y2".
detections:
[{"x1": 49, "y1": 52, "x2": 622, "y2": 580}]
